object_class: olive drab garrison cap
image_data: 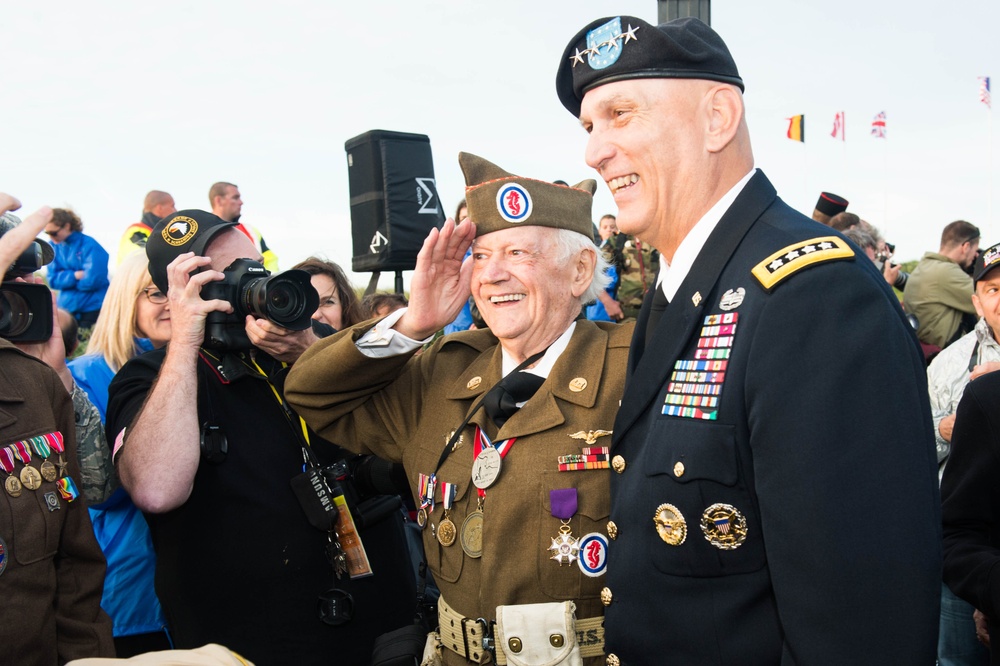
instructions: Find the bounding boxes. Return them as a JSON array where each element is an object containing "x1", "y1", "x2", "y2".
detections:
[
  {"x1": 459, "y1": 152, "x2": 596, "y2": 240},
  {"x1": 556, "y1": 16, "x2": 744, "y2": 117},
  {"x1": 146, "y1": 209, "x2": 237, "y2": 293}
]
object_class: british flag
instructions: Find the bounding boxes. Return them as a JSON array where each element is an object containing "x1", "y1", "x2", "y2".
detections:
[
  {"x1": 871, "y1": 111, "x2": 887, "y2": 139},
  {"x1": 979, "y1": 77, "x2": 991, "y2": 109}
]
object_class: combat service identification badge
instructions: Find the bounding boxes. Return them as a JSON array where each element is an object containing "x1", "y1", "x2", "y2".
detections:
[
  {"x1": 700, "y1": 503, "x2": 748, "y2": 550},
  {"x1": 654, "y1": 503, "x2": 687, "y2": 546},
  {"x1": 577, "y1": 532, "x2": 609, "y2": 577}
]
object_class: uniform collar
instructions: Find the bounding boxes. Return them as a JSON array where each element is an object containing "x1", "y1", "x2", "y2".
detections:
[{"x1": 658, "y1": 167, "x2": 756, "y2": 302}]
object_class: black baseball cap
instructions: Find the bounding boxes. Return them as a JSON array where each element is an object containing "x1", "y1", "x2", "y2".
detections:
[
  {"x1": 146, "y1": 209, "x2": 236, "y2": 292},
  {"x1": 974, "y1": 242, "x2": 1000, "y2": 284}
]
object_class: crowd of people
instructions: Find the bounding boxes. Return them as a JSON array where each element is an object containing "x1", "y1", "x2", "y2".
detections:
[{"x1": 2, "y1": 13, "x2": 1000, "y2": 666}]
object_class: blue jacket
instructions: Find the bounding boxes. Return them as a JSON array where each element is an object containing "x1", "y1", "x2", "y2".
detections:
[
  {"x1": 48, "y1": 231, "x2": 110, "y2": 315},
  {"x1": 69, "y1": 349, "x2": 166, "y2": 639}
]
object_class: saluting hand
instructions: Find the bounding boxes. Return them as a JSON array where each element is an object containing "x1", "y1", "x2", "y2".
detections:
[{"x1": 395, "y1": 217, "x2": 476, "y2": 340}]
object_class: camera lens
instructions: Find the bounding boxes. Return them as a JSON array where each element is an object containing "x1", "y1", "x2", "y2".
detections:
[
  {"x1": 241, "y1": 269, "x2": 318, "y2": 330},
  {"x1": 0, "y1": 288, "x2": 34, "y2": 337}
]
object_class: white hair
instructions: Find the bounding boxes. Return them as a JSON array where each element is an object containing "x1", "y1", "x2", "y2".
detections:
[{"x1": 550, "y1": 228, "x2": 612, "y2": 306}]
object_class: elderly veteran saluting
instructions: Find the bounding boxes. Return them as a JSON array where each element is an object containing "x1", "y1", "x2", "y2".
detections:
[
  {"x1": 556, "y1": 16, "x2": 941, "y2": 665},
  {"x1": 287, "y1": 153, "x2": 632, "y2": 665}
]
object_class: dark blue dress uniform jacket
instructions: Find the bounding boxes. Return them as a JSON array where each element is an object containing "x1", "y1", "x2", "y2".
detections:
[{"x1": 603, "y1": 171, "x2": 941, "y2": 665}]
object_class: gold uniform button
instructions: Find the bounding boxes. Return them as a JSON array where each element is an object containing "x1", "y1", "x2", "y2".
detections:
[
  {"x1": 611, "y1": 455, "x2": 626, "y2": 474},
  {"x1": 607, "y1": 654, "x2": 621, "y2": 666},
  {"x1": 569, "y1": 377, "x2": 588, "y2": 392},
  {"x1": 508, "y1": 637, "x2": 522, "y2": 653},
  {"x1": 600, "y1": 586, "x2": 613, "y2": 606},
  {"x1": 549, "y1": 634, "x2": 564, "y2": 648},
  {"x1": 673, "y1": 461, "x2": 685, "y2": 477},
  {"x1": 607, "y1": 520, "x2": 618, "y2": 540}
]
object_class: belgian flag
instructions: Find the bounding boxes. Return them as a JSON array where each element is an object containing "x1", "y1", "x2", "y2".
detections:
[{"x1": 786, "y1": 115, "x2": 805, "y2": 142}]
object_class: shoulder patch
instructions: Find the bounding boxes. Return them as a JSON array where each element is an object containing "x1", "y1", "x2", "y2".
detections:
[{"x1": 751, "y1": 236, "x2": 854, "y2": 292}]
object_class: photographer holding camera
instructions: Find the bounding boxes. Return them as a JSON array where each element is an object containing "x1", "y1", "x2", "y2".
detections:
[{"x1": 105, "y1": 210, "x2": 415, "y2": 665}]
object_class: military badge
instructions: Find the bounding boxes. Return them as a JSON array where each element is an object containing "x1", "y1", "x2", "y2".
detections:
[
  {"x1": 719, "y1": 288, "x2": 745, "y2": 311},
  {"x1": 569, "y1": 430, "x2": 612, "y2": 445},
  {"x1": 496, "y1": 183, "x2": 532, "y2": 223},
  {"x1": 43, "y1": 490, "x2": 60, "y2": 512},
  {"x1": 662, "y1": 312, "x2": 739, "y2": 420},
  {"x1": 586, "y1": 17, "x2": 625, "y2": 70},
  {"x1": 577, "y1": 532, "x2": 609, "y2": 577},
  {"x1": 461, "y1": 507, "x2": 484, "y2": 559},
  {"x1": 654, "y1": 503, "x2": 687, "y2": 546},
  {"x1": 549, "y1": 488, "x2": 579, "y2": 565},
  {"x1": 752, "y1": 236, "x2": 854, "y2": 292},
  {"x1": 700, "y1": 503, "x2": 748, "y2": 550}
]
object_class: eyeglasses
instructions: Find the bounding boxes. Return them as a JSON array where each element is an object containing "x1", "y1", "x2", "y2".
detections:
[
  {"x1": 44, "y1": 226, "x2": 64, "y2": 237},
  {"x1": 141, "y1": 287, "x2": 168, "y2": 304}
]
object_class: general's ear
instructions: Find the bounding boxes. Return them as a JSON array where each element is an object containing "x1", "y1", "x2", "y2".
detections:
[{"x1": 704, "y1": 85, "x2": 744, "y2": 154}]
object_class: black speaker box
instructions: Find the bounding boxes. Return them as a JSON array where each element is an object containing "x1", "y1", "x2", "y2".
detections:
[{"x1": 345, "y1": 130, "x2": 446, "y2": 273}]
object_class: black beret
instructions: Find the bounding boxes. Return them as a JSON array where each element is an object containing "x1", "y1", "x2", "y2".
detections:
[
  {"x1": 814, "y1": 192, "x2": 849, "y2": 217},
  {"x1": 556, "y1": 16, "x2": 744, "y2": 117},
  {"x1": 146, "y1": 209, "x2": 236, "y2": 292}
]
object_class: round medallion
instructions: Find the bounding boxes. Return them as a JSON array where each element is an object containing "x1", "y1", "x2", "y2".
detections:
[
  {"x1": 467, "y1": 376, "x2": 482, "y2": 390},
  {"x1": 19, "y1": 465, "x2": 42, "y2": 491},
  {"x1": 40, "y1": 460, "x2": 58, "y2": 483},
  {"x1": 654, "y1": 503, "x2": 687, "y2": 546},
  {"x1": 416, "y1": 507, "x2": 428, "y2": 529},
  {"x1": 471, "y1": 446, "x2": 502, "y2": 489},
  {"x1": 611, "y1": 455, "x2": 626, "y2": 474},
  {"x1": 700, "y1": 503, "x2": 748, "y2": 550},
  {"x1": 569, "y1": 377, "x2": 588, "y2": 392},
  {"x1": 460, "y1": 510, "x2": 484, "y2": 559},
  {"x1": 577, "y1": 533, "x2": 609, "y2": 577},
  {"x1": 437, "y1": 517, "x2": 457, "y2": 547},
  {"x1": 4, "y1": 475, "x2": 22, "y2": 498}
]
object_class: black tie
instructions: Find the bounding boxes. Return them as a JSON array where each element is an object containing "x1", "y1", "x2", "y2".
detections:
[
  {"x1": 483, "y1": 370, "x2": 546, "y2": 429},
  {"x1": 645, "y1": 286, "x2": 669, "y2": 349}
]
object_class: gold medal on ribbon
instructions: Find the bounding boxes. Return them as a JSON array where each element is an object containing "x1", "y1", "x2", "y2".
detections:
[
  {"x1": 4, "y1": 475, "x2": 22, "y2": 498},
  {"x1": 40, "y1": 460, "x2": 58, "y2": 483},
  {"x1": 461, "y1": 507, "x2": 484, "y2": 559},
  {"x1": 654, "y1": 503, "x2": 687, "y2": 546},
  {"x1": 20, "y1": 465, "x2": 42, "y2": 491},
  {"x1": 436, "y1": 482, "x2": 458, "y2": 547},
  {"x1": 700, "y1": 503, "x2": 748, "y2": 550}
]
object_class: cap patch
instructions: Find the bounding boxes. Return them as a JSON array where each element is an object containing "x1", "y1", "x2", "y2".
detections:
[
  {"x1": 496, "y1": 184, "x2": 532, "y2": 223},
  {"x1": 982, "y1": 246, "x2": 1000, "y2": 270},
  {"x1": 586, "y1": 17, "x2": 624, "y2": 70},
  {"x1": 162, "y1": 216, "x2": 198, "y2": 247},
  {"x1": 751, "y1": 236, "x2": 854, "y2": 292}
]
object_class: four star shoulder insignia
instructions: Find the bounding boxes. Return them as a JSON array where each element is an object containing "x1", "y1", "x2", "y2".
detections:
[{"x1": 751, "y1": 236, "x2": 854, "y2": 292}]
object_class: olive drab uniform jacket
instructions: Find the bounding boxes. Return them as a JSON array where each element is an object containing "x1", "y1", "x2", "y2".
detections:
[
  {"x1": 0, "y1": 339, "x2": 114, "y2": 665},
  {"x1": 287, "y1": 320, "x2": 634, "y2": 665}
]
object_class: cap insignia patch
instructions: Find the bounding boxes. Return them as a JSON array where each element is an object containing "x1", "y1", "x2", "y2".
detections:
[
  {"x1": 751, "y1": 236, "x2": 854, "y2": 292},
  {"x1": 586, "y1": 17, "x2": 625, "y2": 70},
  {"x1": 162, "y1": 216, "x2": 198, "y2": 247},
  {"x1": 496, "y1": 183, "x2": 532, "y2": 223}
]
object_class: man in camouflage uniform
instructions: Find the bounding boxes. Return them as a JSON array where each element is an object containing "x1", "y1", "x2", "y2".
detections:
[{"x1": 614, "y1": 234, "x2": 659, "y2": 320}]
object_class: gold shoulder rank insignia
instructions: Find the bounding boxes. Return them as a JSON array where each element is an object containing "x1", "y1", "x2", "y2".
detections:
[
  {"x1": 751, "y1": 236, "x2": 854, "y2": 292},
  {"x1": 569, "y1": 430, "x2": 613, "y2": 445}
]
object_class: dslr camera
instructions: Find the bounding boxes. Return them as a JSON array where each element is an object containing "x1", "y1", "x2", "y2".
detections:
[
  {"x1": 202, "y1": 258, "x2": 319, "y2": 350},
  {"x1": 1, "y1": 240, "x2": 53, "y2": 343}
]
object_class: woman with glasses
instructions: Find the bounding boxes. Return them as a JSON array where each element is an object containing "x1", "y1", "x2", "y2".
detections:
[{"x1": 68, "y1": 251, "x2": 172, "y2": 657}]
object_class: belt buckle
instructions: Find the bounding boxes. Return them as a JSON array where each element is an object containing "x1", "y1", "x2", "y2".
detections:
[{"x1": 477, "y1": 618, "x2": 496, "y2": 662}]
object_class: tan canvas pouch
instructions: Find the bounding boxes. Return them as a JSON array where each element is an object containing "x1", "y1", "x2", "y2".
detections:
[
  {"x1": 494, "y1": 601, "x2": 582, "y2": 666},
  {"x1": 420, "y1": 631, "x2": 443, "y2": 666}
]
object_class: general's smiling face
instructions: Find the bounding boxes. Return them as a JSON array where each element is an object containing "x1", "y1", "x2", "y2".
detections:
[
  {"x1": 470, "y1": 226, "x2": 588, "y2": 357},
  {"x1": 580, "y1": 78, "x2": 709, "y2": 248}
]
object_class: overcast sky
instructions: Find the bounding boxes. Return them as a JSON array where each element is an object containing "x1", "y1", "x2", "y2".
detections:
[{"x1": 3, "y1": 0, "x2": 997, "y2": 289}]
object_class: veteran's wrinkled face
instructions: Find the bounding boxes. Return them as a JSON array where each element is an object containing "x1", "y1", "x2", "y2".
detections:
[
  {"x1": 974, "y1": 268, "x2": 1000, "y2": 336},
  {"x1": 470, "y1": 226, "x2": 589, "y2": 358},
  {"x1": 580, "y1": 78, "x2": 711, "y2": 249}
]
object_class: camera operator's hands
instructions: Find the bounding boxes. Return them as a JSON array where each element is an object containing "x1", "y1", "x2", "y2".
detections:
[
  {"x1": 0, "y1": 205, "x2": 51, "y2": 269},
  {"x1": 245, "y1": 316, "x2": 319, "y2": 363},
  {"x1": 0, "y1": 192, "x2": 22, "y2": 215},
  {"x1": 166, "y1": 252, "x2": 233, "y2": 349},
  {"x1": 882, "y1": 261, "x2": 900, "y2": 288},
  {"x1": 395, "y1": 217, "x2": 475, "y2": 340}
]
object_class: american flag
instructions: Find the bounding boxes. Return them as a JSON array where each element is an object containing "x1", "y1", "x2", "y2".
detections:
[
  {"x1": 871, "y1": 111, "x2": 887, "y2": 138},
  {"x1": 979, "y1": 77, "x2": 991, "y2": 109},
  {"x1": 831, "y1": 112, "x2": 845, "y2": 141}
]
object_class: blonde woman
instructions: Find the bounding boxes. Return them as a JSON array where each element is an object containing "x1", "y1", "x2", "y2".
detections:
[{"x1": 69, "y1": 251, "x2": 172, "y2": 656}]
